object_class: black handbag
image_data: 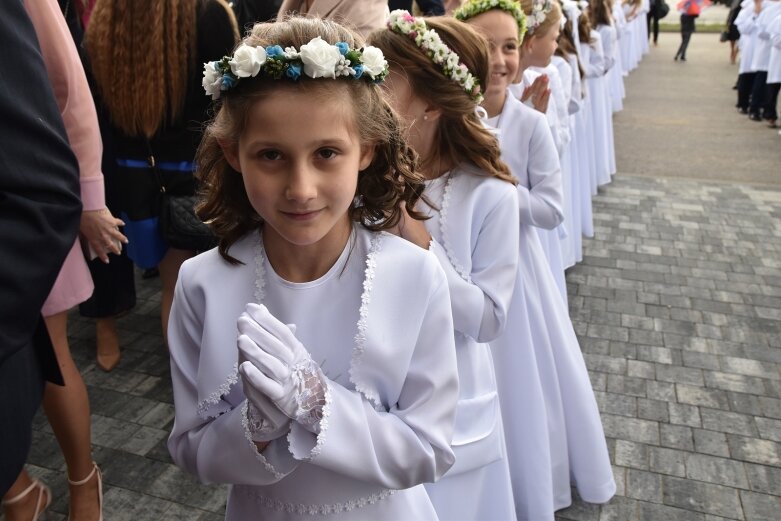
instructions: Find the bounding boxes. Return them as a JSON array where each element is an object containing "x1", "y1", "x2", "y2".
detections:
[
  {"x1": 159, "y1": 193, "x2": 217, "y2": 252},
  {"x1": 146, "y1": 144, "x2": 217, "y2": 252},
  {"x1": 658, "y1": 0, "x2": 670, "y2": 18}
]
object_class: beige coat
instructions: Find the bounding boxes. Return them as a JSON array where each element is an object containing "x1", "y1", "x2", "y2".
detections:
[{"x1": 278, "y1": 0, "x2": 389, "y2": 37}]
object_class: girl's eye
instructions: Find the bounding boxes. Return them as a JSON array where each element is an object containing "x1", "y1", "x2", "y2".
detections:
[
  {"x1": 504, "y1": 43, "x2": 518, "y2": 51},
  {"x1": 317, "y1": 148, "x2": 338, "y2": 160},
  {"x1": 259, "y1": 150, "x2": 282, "y2": 160}
]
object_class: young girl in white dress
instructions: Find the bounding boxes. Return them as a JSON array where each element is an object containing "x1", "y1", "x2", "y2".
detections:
[
  {"x1": 370, "y1": 12, "x2": 521, "y2": 521},
  {"x1": 458, "y1": 0, "x2": 617, "y2": 515},
  {"x1": 166, "y1": 17, "x2": 462, "y2": 521}
]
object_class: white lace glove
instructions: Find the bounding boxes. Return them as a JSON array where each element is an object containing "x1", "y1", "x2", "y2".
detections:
[
  {"x1": 237, "y1": 303, "x2": 327, "y2": 434},
  {"x1": 238, "y1": 354, "x2": 293, "y2": 442}
]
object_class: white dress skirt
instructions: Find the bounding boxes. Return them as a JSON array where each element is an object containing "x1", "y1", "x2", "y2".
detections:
[
  {"x1": 420, "y1": 165, "x2": 520, "y2": 521},
  {"x1": 596, "y1": 24, "x2": 618, "y2": 177},
  {"x1": 583, "y1": 31, "x2": 612, "y2": 187},
  {"x1": 489, "y1": 93, "x2": 616, "y2": 513}
]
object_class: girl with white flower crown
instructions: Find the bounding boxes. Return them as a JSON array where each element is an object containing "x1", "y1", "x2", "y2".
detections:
[
  {"x1": 369, "y1": 12, "x2": 520, "y2": 521},
  {"x1": 167, "y1": 16, "x2": 461, "y2": 521},
  {"x1": 456, "y1": 0, "x2": 616, "y2": 515}
]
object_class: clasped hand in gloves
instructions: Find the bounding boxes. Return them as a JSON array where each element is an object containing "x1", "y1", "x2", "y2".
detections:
[{"x1": 237, "y1": 303, "x2": 327, "y2": 435}]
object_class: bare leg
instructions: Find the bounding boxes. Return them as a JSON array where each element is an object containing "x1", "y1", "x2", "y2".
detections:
[
  {"x1": 42, "y1": 312, "x2": 100, "y2": 521},
  {"x1": 158, "y1": 247, "x2": 195, "y2": 345},
  {"x1": 730, "y1": 41, "x2": 737, "y2": 64},
  {"x1": 2, "y1": 470, "x2": 50, "y2": 521},
  {"x1": 95, "y1": 317, "x2": 120, "y2": 371}
]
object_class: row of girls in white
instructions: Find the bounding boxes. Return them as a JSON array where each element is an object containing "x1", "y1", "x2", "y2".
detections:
[{"x1": 163, "y1": 0, "x2": 648, "y2": 519}]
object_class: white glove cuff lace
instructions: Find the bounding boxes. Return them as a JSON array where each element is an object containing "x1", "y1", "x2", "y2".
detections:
[{"x1": 291, "y1": 358, "x2": 328, "y2": 434}]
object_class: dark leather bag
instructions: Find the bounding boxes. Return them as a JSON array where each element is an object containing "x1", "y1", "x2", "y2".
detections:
[{"x1": 159, "y1": 193, "x2": 217, "y2": 252}]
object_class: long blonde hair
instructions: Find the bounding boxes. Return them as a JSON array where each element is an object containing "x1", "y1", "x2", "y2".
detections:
[{"x1": 86, "y1": 0, "x2": 229, "y2": 137}]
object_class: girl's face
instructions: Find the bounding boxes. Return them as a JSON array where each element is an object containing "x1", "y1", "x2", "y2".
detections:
[
  {"x1": 523, "y1": 20, "x2": 561, "y2": 67},
  {"x1": 225, "y1": 87, "x2": 373, "y2": 250},
  {"x1": 466, "y1": 10, "x2": 520, "y2": 103}
]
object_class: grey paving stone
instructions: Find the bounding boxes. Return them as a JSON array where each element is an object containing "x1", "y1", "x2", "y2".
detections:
[
  {"x1": 627, "y1": 360, "x2": 655, "y2": 379},
  {"x1": 584, "y1": 354, "x2": 628, "y2": 375},
  {"x1": 661, "y1": 424, "x2": 694, "y2": 451},
  {"x1": 704, "y1": 371, "x2": 767, "y2": 395},
  {"x1": 626, "y1": 469, "x2": 662, "y2": 503},
  {"x1": 614, "y1": 440, "x2": 649, "y2": 470},
  {"x1": 693, "y1": 429, "x2": 730, "y2": 458},
  {"x1": 637, "y1": 345, "x2": 673, "y2": 364},
  {"x1": 739, "y1": 490, "x2": 781, "y2": 521},
  {"x1": 726, "y1": 392, "x2": 764, "y2": 417},
  {"x1": 720, "y1": 357, "x2": 780, "y2": 380},
  {"x1": 727, "y1": 435, "x2": 781, "y2": 467},
  {"x1": 700, "y1": 409, "x2": 758, "y2": 437},
  {"x1": 745, "y1": 463, "x2": 781, "y2": 496},
  {"x1": 597, "y1": 496, "x2": 637, "y2": 521},
  {"x1": 676, "y1": 385, "x2": 730, "y2": 410},
  {"x1": 606, "y1": 374, "x2": 648, "y2": 397},
  {"x1": 661, "y1": 476, "x2": 743, "y2": 519},
  {"x1": 636, "y1": 501, "x2": 706, "y2": 521},
  {"x1": 649, "y1": 447, "x2": 686, "y2": 478},
  {"x1": 759, "y1": 397, "x2": 781, "y2": 420},
  {"x1": 669, "y1": 403, "x2": 703, "y2": 428},
  {"x1": 684, "y1": 453, "x2": 749, "y2": 489},
  {"x1": 657, "y1": 365, "x2": 705, "y2": 386},
  {"x1": 638, "y1": 398, "x2": 670, "y2": 423},
  {"x1": 755, "y1": 417, "x2": 781, "y2": 443},
  {"x1": 602, "y1": 414, "x2": 660, "y2": 445},
  {"x1": 595, "y1": 391, "x2": 637, "y2": 418},
  {"x1": 647, "y1": 380, "x2": 677, "y2": 402}
]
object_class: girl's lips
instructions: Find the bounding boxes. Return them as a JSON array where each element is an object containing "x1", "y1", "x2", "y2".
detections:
[{"x1": 281, "y1": 209, "x2": 323, "y2": 221}]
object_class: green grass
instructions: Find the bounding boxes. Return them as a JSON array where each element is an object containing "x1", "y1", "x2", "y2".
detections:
[{"x1": 659, "y1": 23, "x2": 726, "y2": 33}]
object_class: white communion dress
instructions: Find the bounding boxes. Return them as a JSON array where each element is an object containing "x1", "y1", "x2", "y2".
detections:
[
  {"x1": 488, "y1": 92, "x2": 617, "y2": 514},
  {"x1": 167, "y1": 226, "x2": 461, "y2": 520},
  {"x1": 420, "y1": 163, "x2": 520, "y2": 521}
]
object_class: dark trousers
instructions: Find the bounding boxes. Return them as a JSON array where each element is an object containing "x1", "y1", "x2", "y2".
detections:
[
  {"x1": 737, "y1": 72, "x2": 757, "y2": 111},
  {"x1": 647, "y1": 11, "x2": 660, "y2": 43},
  {"x1": 676, "y1": 32, "x2": 693, "y2": 59},
  {"x1": 765, "y1": 82, "x2": 781, "y2": 121},
  {"x1": 749, "y1": 70, "x2": 768, "y2": 118}
]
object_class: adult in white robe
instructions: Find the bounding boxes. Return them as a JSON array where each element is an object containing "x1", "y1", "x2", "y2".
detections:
[
  {"x1": 167, "y1": 227, "x2": 461, "y2": 520},
  {"x1": 420, "y1": 163, "x2": 520, "y2": 521},
  {"x1": 488, "y1": 92, "x2": 616, "y2": 513}
]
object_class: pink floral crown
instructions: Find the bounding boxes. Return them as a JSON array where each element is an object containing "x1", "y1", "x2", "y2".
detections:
[{"x1": 387, "y1": 10, "x2": 484, "y2": 104}]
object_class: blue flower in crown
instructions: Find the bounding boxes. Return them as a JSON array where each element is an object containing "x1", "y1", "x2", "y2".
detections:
[
  {"x1": 221, "y1": 74, "x2": 238, "y2": 90},
  {"x1": 266, "y1": 45, "x2": 285, "y2": 58},
  {"x1": 335, "y1": 42, "x2": 349, "y2": 55},
  {"x1": 352, "y1": 64, "x2": 365, "y2": 79},
  {"x1": 286, "y1": 63, "x2": 302, "y2": 80}
]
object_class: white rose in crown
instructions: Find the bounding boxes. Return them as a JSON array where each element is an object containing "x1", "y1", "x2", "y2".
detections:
[
  {"x1": 299, "y1": 37, "x2": 342, "y2": 79},
  {"x1": 361, "y1": 45, "x2": 388, "y2": 79},
  {"x1": 361, "y1": 46, "x2": 387, "y2": 79},
  {"x1": 229, "y1": 44, "x2": 267, "y2": 78},
  {"x1": 202, "y1": 62, "x2": 223, "y2": 100}
]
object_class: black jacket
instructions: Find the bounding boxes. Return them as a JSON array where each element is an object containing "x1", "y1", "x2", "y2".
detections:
[{"x1": 0, "y1": 0, "x2": 82, "y2": 496}]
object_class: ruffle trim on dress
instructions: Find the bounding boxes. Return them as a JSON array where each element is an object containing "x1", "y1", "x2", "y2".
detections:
[
  {"x1": 240, "y1": 401, "x2": 286, "y2": 480},
  {"x1": 248, "y1": 487, "x2": 396, "y2": 516},
  {"x1": 439, "y1": 174, "x2": 472, "y2": 283},
  {"x1": 348, "y1": 233, "x2": 385, "y2": 411}
]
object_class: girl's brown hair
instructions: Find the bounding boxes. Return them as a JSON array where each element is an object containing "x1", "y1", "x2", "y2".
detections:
[
  {"x1": 578, "y1": 10, "x2": 594, "y2": 44},
  {"x1": 589, "y1": 0, "x2": 614, "y2": 27},
  {"x1": 197, "y1": 16, "x2": 426, "y2": 264},
  {"x1": 555, "y1": 14, "x2": 585, "y2": 81},
  {"x1": 85, "y1": 0, "x2": 237, "y2": 137},
  {"x1": 521, "y1": 0, "x2": 563, "y2": 39},
  {"x1": 368, "y1": 17, "x2": 515, "y2": 185}
]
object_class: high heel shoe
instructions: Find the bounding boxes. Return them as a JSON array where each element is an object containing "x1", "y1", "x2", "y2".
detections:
[
  {"x1": 68, "y1": 462, "x2": 103, "y2": 521},
  {"x1": 2, "y1": 479, "x2": 51, "y2": 521}
]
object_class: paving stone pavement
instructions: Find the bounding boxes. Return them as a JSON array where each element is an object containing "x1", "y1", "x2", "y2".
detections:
[{"x1": 8, "y1": 33, "x2": 781, "y2": 521}]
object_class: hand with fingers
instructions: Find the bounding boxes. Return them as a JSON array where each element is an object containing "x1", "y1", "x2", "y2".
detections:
[
  {"x1": 80, "y1": 208, "x2": 127, "y2": 263},
  {"x1": 237, "y1": 303, "x2": 327, "y2": 438},
  {"x1": 521, "y1": 75, "x2": 551, "y2": 114}
]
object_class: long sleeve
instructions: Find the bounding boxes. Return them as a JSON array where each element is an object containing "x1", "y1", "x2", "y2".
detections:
[
  {"x1": 167, "y1": 274, "x2": 301, "y2": 486},
  {"x1": 518, "y1": 115, "x2": 565, "y2": 230},
  {"x1": 772, "y1": 16, "x2": 781, "y2": 47},
  {"x1": 736, "y1": 6, "x2": 758, "y2": 35},
  {"x1": 0, "y1": 0, "x2": 81, "y2": 365},
  {"x1": 583, "y1": 32, "x2": 606, "y2": 77},
  {"x1": 429, "y1": 186, "x2": 519, "y2": 343},
  {"x1": 287, "y1": 269, "x2": 459, "y2": 489},
  {"x1": 598, "y1": 25, "x2": 616, "y2": 72},
  {"x1": 25, "y1": 0, "x2": 105, "y2": 211}
]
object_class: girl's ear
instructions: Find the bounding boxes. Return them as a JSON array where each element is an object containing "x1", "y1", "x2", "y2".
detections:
[
  {"x1": 422, "y1": 102, "x2": 443, "y2": 124},
  {"x1": 359, "y1": 143, "x2": 376, "y2": 171},
  {"x1": 219, "y1": 139, "x2": 242, "y2": 173}
]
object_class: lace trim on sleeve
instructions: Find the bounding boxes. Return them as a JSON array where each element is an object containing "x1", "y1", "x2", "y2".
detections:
[
  {"x1": 197, "y1": 363, "x2": 239, "y2": 419},
  {"x1": 286, "y1": 379, "x2": 333, "y2": 462},
  {"x1": 347, "y1": 233, "x2": 385, "y2": 411},
  {"x1": 439, "y1": 174, "x2": 472, "y2": 283},
  {"x1": 240, "y1": 401, "x2": 285, "y2": 480}
]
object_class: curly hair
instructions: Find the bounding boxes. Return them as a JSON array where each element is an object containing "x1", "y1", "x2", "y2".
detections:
[
  {"x1": 197, "y1": 16, "x2": 426, "y2": 264},
  {"x1": 368, "y1": 17, "x2": 516, "y2": 185}
]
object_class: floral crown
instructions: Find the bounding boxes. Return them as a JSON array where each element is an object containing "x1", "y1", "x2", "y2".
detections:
[
  {"x1": 387, "y1": 10, "x2": 484, "y2": 104},
  {"x1": 202, "y1": 36, "x2": 389, "y2": 100},
  {"x1": 454, "y1": 0, "x2": 528, "y2": 43},
  {"x1": 527, "y1": 0, "x2": 555, "y2": 35}
]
